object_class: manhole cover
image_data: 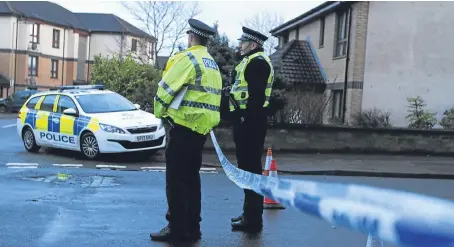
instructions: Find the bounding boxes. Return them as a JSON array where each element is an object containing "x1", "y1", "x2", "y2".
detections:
[{"x1": 23, "y1": 174, "x2": 120, "y2": 188}]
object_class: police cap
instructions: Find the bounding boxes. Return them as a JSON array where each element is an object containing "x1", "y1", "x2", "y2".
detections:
[
  {"x1": 186, "y1": 19, "x2": 216, "y2": 38},
  {"x1": 238, "y1": 26, "x2": 268, "y2": 46}
]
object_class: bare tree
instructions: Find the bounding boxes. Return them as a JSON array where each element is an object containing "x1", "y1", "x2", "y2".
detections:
[
  {"x1": 113, "y1": 34, "x2": 155, "y2": 65},
  {"x1": 241, "y1": 11, "x2": 285, "y2": 55},
  {"x1": 278, "y1": 88, "x2": 333, "y2": 124},
  {"x1": 121, "y1": 1, "x2": 201, "y2": 68}
]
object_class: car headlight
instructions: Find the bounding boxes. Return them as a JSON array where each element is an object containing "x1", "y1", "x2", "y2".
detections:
[
  {"x1": 158, "y1": 121, "x2": 164, "y2": 130},
  {"x1": 99, "y1": 123, "x2": 125, "y2": 134}
]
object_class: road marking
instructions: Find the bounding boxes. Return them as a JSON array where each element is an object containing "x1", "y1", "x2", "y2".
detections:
[
  {"x1": 1, "y1": 124, "x2": 16, "y2": 128},
  {"x1": 141, "y1": 166, "x2": 166, "y2": 170},
  {"x1": 6, "y1": 163, "x2": 39, "y2": 169},
  {"x1": 141, "y1": 166, "x2": 218, "y2": 173},
  {"x1": 53, "y1": 164, "x2": 83, "y2": 168},
  {"x1": 96, "y1": 165, "x2": 127, "y2": 169},
  {"x1": 201, "y1": 167, "x2": 217, "y2": 171},
  {"x1": 8, "y1": 166, "x2": 38, "y2": 169},
  {"x1": 7, "y1": 163, "x2": 39, "y2": 166}
]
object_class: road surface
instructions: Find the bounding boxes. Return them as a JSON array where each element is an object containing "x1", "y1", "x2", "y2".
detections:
[
  {"x1": 3, "y1": 115, "x2": 454, "y2": 246},
  {"x1": 3, "y1": 164, "x2": 454, "y2": 247}
]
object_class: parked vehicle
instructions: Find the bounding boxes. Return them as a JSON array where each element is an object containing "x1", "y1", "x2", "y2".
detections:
[
  {"x1": 0, "y1": 89, "x2": 38, "y2": 113},
  {"x1": 17, "y1": 85, "x2": 166, "y2": 159}
]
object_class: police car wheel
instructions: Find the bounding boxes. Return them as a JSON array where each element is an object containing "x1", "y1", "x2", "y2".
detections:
[
  {"x1": 80, "y1": 133, "x2": 100, "y2": 159},
  {"x1": 22, "y1": 127, "x2": 40, "y2": 152}
]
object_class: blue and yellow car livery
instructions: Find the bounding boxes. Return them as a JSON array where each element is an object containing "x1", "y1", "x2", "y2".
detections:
[{"x1": 17, "y1": 85, "x2": 166, "y2": 160}]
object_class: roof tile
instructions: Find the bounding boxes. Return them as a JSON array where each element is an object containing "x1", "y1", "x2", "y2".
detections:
[{"x1": 270, "y1": 39, "x2": 325, "y2": 86}]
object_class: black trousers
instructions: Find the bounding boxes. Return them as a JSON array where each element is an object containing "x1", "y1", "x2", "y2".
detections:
[
  {"x1": 164, "y1": 123, "x2": 207, "y2": 233},
  {"x1": 232, "y1": 114, "x2": 267, "y2": 222}
]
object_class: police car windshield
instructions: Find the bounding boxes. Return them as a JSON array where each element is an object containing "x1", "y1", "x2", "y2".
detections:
[{"x1": 75, "y1": 93, "x2": 137, "y2": 113}]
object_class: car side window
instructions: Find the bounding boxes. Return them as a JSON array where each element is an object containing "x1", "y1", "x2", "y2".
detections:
[
  {"x1": 39, "y1": 95, "x2": 57, "y2": 112},
  {"x1": 26, "y1": 97, "x2": 40, "y2": 109},
  {"x1": 57, "y1": 96, "x2": 77, "y2": 114}
]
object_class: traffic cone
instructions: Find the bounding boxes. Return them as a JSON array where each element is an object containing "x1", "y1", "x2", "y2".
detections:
[
  {"x1": 264, "y1": 159, "x2": 286, "y2": 210},
  {"x1": 263, "y1": 147, "x2": 273, "y2": 176}
]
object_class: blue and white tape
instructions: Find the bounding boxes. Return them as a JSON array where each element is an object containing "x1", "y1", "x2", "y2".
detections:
[{"x1": 210, "y1": 131, "x2": 454, "y2": 247}]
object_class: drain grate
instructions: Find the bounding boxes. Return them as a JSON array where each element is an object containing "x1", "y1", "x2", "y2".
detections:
[{"x1": 23, "y1": 174, "x2": 120, "y2": 188}]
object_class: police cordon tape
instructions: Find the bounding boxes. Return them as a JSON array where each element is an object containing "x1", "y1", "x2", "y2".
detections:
[{"x1": 209, "y1": 131, "x2": 454, "y2": 247}]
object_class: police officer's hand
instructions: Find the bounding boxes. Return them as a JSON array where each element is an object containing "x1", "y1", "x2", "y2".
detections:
[{"x1": 222, "y1": 86, "x2": 231, "y2": 96}]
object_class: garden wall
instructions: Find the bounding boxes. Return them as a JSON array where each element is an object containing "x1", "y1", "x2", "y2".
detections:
[{"x1": 204, "y1": 125, "x2": 454, "y2": 156}]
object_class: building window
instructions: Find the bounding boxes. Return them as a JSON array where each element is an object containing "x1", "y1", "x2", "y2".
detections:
[
  {"x1": 148, "y1": 42, "x2": 154, "y2": 57},
  {"x1": 331, "y1": 90, "x2": 343, "y2": 119},
  {"x1": 51, "y1": 59, "x2": 58, "y2": 78},
  {"x1": 334, "y1": 11, "x2": 349, "y2": 58},
  {"x1": 283, "y1": 33, "x2": 289, "y2": 44},
  {"x1": 28, "y1": 56, "x2": 38, "y2": 76},
  {"x1": 131, "y1": 38, "x2": 138, "y2": 52},
  {"x1": 30, "y1": 23, "x2": 40, "y2": 44},
  {"x1": 52, "y1": 29, "x2": 60, "y2": 48},
  {"x1": 319, "y1": 17, "x2": 325, "y2": 47}
]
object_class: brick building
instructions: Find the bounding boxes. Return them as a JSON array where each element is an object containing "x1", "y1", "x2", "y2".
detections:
[
  {"x1": 270, "y1": 1, "x2": 454, "y2": 127},
  {"x1": 0, "y1": 1, "x2": 155, "y2": 98}
]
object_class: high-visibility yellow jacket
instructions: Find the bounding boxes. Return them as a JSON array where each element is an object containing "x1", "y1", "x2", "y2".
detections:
[
  {"x1": 229, "y1": 51, "x2": 274, "y2": 112},
  {"x1": 154, "y1": 45, "x2": 223, "y2": 135},
  {"x1": 162, "y1": 51, "x2": 184, "y2": 77}
]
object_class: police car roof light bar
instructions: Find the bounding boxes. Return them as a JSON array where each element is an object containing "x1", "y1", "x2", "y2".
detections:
[{"x1": 58, "y1": 85, "x2": 105, "y2": 92}]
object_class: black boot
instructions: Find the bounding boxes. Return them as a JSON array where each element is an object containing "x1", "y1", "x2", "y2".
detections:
[
  {"x1": 186, "y1": 229, "x2": 202, "y2": 242},
  {"x1": 150, "y1": 225, "x2": 187, "y2": 242},
  {"x1": 231, "y1": 214, "x2": 244, "y2": 222},
  {"x1": 231, "y1": 217, "x2": 263, "y2": 233}
]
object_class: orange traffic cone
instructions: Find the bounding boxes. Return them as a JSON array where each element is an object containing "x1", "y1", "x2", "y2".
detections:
[
  {"x1": 263, "y1": 147, "x2": 273, "y2": 176},
  {"x1": 264, "y1": 159, "x2": 286, "y2": 210}
]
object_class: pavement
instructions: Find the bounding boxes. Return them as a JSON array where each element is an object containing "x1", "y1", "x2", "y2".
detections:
[{"x1": 2, "y1": 114, "x2": 454, "y2": 179}]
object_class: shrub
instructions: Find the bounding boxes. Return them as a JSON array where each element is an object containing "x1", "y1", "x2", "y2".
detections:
[
  {"x1": 353, "y1": 108, "x2": 392, "y2": 128},
  {"x1": 406, "y1": 96, "x2": 437, "y2": 129},
  {"x1": 440, "y1": 108, "x2": 454, "y2": 129}
]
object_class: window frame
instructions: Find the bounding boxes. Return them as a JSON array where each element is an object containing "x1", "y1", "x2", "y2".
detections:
[
  {"x1": 319, "y1": 16, "x2": 325, "y2": 47},
  {"x1": 28, "y1": 55, "x2": 39, "y2": 77},
  {"x1": 331, "y1": 89, "x2": 343, "y2": 119},
  {"x1": 333, "y1": 10, "x2": 349, "y2": 59},
  {"x1": 26, "y1": 96, "x2": 41, "y2": 109},
  {"x1": 39, "y1": 94, "x2": 58, "y2": 112},
  {"x1": 52, "y1": 29, "x2": 60, "y2": 48},
  {"x1": 131, "y1": 38, "x2": 138, "y2": 52},
  {"x1": 30, "y1": 23, "x2": 40, "y2": 44},
  {"x1": 51, "y1": 59, "x2": 58, "y2": 79},
  {"x1": 56, "y1": 95, "x2": 79, "y2": 115}
]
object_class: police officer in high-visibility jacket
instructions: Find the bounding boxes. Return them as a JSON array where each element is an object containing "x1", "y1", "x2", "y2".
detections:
[
  {"x1": 150, "y1": 19, "x2": 222, "y2": 242},
  {"x1": 228, "y1": 27, "x2": 274, "y2": 233}
]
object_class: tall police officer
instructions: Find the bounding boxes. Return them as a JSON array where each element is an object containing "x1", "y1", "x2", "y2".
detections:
[
  {"x1": 228, "y1": 27, "x2": 274, "y2": 232},
  {"x1": 150, "y1": 19, "x2": 222, "y2": 242}
]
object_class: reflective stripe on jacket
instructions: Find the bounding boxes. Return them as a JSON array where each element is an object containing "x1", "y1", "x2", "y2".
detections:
[
  {"x1": 154, "y1": 45, "x2": 223, "y2": 135},
  {"x1": 229, "y1": 51, "x2": 274, "y2": 111}
]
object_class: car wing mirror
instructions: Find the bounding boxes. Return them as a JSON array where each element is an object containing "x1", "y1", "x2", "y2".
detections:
[
  {"x1": 63, "y1": 108, "x2": 78, "y2": 116},
  {"x1": 134, "y1": 103, "x2": 141, "y2": 109}
]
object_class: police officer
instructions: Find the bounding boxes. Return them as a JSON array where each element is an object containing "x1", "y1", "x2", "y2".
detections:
[
  {"x1": 150, "y1": 19, "x2": 222, "y2": 242},
  {"x1": 228, "y1": 27, "x2": 274, "y2": 232}
]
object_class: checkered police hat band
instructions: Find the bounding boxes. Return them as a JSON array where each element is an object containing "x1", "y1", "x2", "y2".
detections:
[
  {"x1": 241, "y1": 33, "x2": 264, "y2": 45},
  {"x1": 190, "y1": 27, "x2": 210, "y2": 38}
]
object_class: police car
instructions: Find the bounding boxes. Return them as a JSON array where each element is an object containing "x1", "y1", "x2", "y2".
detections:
[{"x1": 17, "y1": 85, "x2": 166, "y2": 160}]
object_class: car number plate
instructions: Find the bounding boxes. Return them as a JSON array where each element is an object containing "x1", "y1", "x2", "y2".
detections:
[{"x1": 136, "y1": 135, "x2": 154, "y2": 142}]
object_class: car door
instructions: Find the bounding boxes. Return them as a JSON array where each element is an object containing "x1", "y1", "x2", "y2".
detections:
[
  {"x1": 52, "y1": 95, "x2": 80, "y2": 150},
  {"x1": 34, "y1": 94, "x2": 57, "y2": 146}
]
